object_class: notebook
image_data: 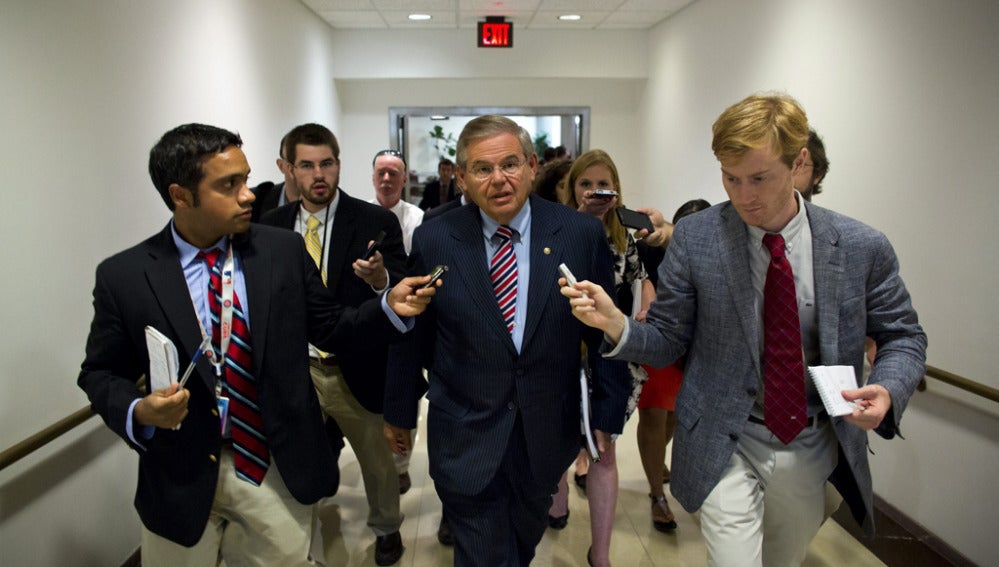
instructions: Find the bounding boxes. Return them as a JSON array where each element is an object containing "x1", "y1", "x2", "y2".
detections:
[{"x1": 807, "y1": 365, "x2": 862, "y2": 416}]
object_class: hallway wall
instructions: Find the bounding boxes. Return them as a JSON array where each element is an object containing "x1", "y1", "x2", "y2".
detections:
[
  {"x1": 0, "y1": 1, "x2": 341, "y2": 565},
  {"x1": 636, "y1": 1, "x2": 999, "y2": 564}
]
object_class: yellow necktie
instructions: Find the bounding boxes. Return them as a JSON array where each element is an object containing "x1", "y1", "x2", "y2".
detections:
[
  {"x1": 305, "y1": 215, "x2": 327, "y2": 285},
  {"x1": 305, "y1": 215, "x2": 331, "y2": 359}
]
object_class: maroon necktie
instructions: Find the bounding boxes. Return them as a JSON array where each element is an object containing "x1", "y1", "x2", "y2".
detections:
[
  {"x1": 490, "y1": 226, "x2": 518, "y2": 333},
  {"x1": 200, "y1": 249, "x2": 269, "y2": 485},
  {"x1": 762, "y1": 234, "x2": 807, "y2": 444}
]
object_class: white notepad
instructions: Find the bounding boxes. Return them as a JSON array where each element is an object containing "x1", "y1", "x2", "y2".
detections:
[
  {"x1": 145, "y1": 325, "x2": 179, "y2": 392},
  {"x1": 580, "y1": 369, "x2": 600, "y2": 462},
  {"x1": 808, "y1": 365, "x2": 862, "y2": 416}
]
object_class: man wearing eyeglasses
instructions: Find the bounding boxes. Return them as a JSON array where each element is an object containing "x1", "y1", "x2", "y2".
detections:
[
  {"x1": 383, "y1": 115, "x2": 630, "y2": 566},
  {"x1": 259, "y1": 124, "x2": 409, "y2": 565},
  {"x1": 370, "y1": 150, "x2": 424, "y2": 254}
]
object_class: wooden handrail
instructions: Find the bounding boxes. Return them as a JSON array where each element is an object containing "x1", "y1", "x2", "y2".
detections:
[
  {"x1": 0, "y1": 406, "x2": 96, "y2": 472},
  {"x1": 925, "y1": 364, "x2": 999, "y2": 404},
  {"x1": 1, "y1": 367, "x2": 995, "y2": 473}
]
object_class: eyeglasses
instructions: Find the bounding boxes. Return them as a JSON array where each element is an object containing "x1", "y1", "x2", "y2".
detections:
[
  {"x1": 294, "y1": 159, "x2": 339, "y2": 173},
  {"x1": 467, "y1": 157, "x2": 527, "y2": 181},
  {"x1": 373, "y1": 149, "x2": 406, "y2": 167}
]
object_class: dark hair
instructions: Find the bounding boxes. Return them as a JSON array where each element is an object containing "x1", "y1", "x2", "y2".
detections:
[
  {"x1": 438, "y1": 157, "x2": 455, "y2": 168},
  {"x1": 372, "y1": 149, "x2": 406, "y2": 169},
  {"x1": 554, "y1": 145, "x2": 569, "y2": 159},
  {"x1": 672, "y1": 199, "x2": 711, "y2": 224},
  {"x1": 278, "y1": 133, "x2": 289, "y2": 160},
  {"x1": 541, "y1": 147, "x2": 557, "y2": 162},
  {"x1": 148, "y1": 123, "x2": 242, "y2": 211},
  {"x1": 807, "y1": 129, "x2": 829, "y2": 196},
  {"x1": 532, "y1": 159, "x2": 572, "y2": 203},
  {"x1": 284, "y1": 123, "x2": 340, "y2": 165}
]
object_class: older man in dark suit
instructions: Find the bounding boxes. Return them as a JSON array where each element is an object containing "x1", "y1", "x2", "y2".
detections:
[
  {"x1": 383, "y1": 115, "x2": 631, "y2": 566},
  {"x1": 78, "y1": 124, "x2": 432, "y2": 567},
  {"x1": 562, "y1": 94, "x2": 926, "y2": 566}
]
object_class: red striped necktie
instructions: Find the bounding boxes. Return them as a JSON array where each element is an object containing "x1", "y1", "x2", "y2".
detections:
[
  {"x1": 199, "y1": 249, "x2": 269, "y2": 486},
  {"x1": 762, "y1": 233, "x2": 807, "y2": 444},
  {"x1": 490, "y1": 225, "x2": 518, "y2": 333}
]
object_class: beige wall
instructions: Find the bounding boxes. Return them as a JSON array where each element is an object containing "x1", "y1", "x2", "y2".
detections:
[
  {"x1": 638, "y1": 1, "x2": 999, "y2": 564},
  {"x1": 0, "y1": 1, "x2": 341, "y2": 564}
]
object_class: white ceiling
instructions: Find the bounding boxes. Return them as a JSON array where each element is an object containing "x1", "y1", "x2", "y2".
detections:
[{"x1": 300, "y1": 0, "x2": 695, "y2": 30}]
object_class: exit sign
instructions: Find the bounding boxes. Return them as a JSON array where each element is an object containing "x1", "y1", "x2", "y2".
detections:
[{"x1": 478, "y1": 17, "x2": 513, "y2": 48}]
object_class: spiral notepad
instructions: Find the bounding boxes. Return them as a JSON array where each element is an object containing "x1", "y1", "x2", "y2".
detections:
[{"x1": 808, "y1": 365, "x2": 861, "y2": 416}]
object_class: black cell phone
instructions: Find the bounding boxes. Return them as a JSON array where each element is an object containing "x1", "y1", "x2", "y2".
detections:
[
  {"x1": 615, "y1": 207, "x2": 655, "y2": 232},
  {"x1": 362, "y1": 230, "x2": 386, "y2": 259},
  {"x1": 592, "y1": 189, "x2": 618, "y2": 198},
  {"x1": 422, "y1": 265, "x2": 448, "y2": 289}
]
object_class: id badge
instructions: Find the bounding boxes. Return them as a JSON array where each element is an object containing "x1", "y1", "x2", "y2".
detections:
[{"x1": 217, "y1": 396, "x2": 231, "y2": 437}]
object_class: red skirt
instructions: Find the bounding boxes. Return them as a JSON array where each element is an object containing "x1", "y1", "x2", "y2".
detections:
[{"x1": 637, "y1": 360, "x2": 683, "y2": 411}]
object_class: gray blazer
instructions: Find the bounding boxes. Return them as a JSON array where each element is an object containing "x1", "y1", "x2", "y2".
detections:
[{"x1": 615, "y1": 200, "x2": 926, "y2": 535}]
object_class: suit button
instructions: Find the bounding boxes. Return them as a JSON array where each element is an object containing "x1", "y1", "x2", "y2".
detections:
[
  {"x1": 507, "y1": 401, "x2": 516, "y2": 410},
  {"x1": 747, "y1": 388, "x2": 757, "y2": 397},
  {"x1": 212, "y1": 409, "x2": 219, "y2": 417},
  {"x1": 729, "y1": 433, "x2": 739, "y2": 441},
  {"x1": 515, "y1": 369, "x2": 525, "y2": 377},
  {"x1": 209, "y1": 454, "x2": 218, "y2": 463}
]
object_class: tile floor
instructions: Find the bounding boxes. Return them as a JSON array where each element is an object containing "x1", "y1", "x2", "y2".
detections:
[{"x1": 318, "y1": 400, "x2": 884, "y2": 566}]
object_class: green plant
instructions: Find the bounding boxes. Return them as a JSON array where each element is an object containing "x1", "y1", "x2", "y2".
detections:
[
  {"x1": 429, "y1": 125, "x2": 457, "y2": 158},
  {"x1": 533, "y1": 133, "x2": 550, "y2": 158}
]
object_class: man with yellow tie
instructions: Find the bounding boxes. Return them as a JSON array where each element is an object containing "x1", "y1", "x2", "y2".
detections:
[{"x1": 260, "y1": 123, "x2": 408, "y2": 565}]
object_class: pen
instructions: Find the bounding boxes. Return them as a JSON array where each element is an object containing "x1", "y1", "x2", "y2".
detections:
[{"x1": 178, "y1": 337, "x2": 211, "y2": 388}]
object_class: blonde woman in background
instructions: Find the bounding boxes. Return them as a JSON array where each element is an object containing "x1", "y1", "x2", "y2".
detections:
[{"x1": 548, "y1": 149, "x2": 655, "y2": 566}]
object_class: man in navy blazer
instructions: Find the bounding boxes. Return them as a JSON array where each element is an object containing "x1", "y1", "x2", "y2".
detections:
[
  {"x1": 383, "y1": 115, "x2": 630, "y2": 566},
  {"x1": 78, "y1": 124, "x2": 433, "y2": 566},
  {"x1": 562, "y1": 94, "x2": 926, "y2": 566},
  {"x1": 260, "y1": 123, "x2": 410, "y2": 565}
]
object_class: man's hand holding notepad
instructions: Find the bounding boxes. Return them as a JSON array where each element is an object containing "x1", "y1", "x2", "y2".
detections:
[{"x1": 807, "y1": 365, "x2": 864, "y2": 416}]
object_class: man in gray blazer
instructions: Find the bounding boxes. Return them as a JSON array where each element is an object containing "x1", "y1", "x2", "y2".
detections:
[{"x1": 561, "y1": 94, "x2": 926, "y2": 566}]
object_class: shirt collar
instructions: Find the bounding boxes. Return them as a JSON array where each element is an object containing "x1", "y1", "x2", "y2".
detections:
[
  {"x1": 747, "y1": 190, "x2": 808, "y2": 251},
  {"x1": 171, "y1": 221, "x2": 227, "y2": 267},
  {"x1": 480, "y1": 199, "x2": 531, "y2": 242}
]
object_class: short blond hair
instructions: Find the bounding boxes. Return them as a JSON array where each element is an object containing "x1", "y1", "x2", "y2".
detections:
[{"x1": 712, "y1": 93, "x2": 809, "y2": 167}]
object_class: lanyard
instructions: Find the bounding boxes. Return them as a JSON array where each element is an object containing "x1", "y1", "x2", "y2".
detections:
[{"x1": 193, "y1": 243, "x2": 236, "y2": 396}]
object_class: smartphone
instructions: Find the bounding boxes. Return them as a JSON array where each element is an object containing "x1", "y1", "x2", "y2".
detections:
[
  {"x1": 362, "y1": 230, "x2": 386, "y2": 259},
  {"x1": 422, "y1": 264, "x2": 448, "y2": 289},
  {"x1": 558, "y1": 263, "x2": 588, "y2": 299},
  {"x1": 558, "y1": 263, "x2": 578, "y2": 287},
  {"x1": 592, "y1": 189, "x2": 618, "y2": 198},
  {"x1": 615, "y1": 207, "x2": 655, "y2": 232}
]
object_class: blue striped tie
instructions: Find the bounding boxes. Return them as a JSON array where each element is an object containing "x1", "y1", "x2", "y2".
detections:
[
  {"x1": 490, "y1": 225, "x2": 518, "y2": 333},
  {"x1": 200, "y1": 249, "x2": 269, "y2": 486}
]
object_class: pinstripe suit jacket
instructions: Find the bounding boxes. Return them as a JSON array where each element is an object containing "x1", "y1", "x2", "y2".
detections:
[
  {"x1": 614, "y1": 201, "x2": 926, "y2": 535},
  {"x1": 384, "y1": 195, "x2": 632, "y2": 495}
]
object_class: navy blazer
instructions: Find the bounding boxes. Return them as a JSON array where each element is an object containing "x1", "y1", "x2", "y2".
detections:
[
  {"x1": 385, "y1": 195, "x2": 632, "y2": 495},
  {"x1": 616, "y1": 201, "x2": 926, "y2": 535},
  {"x1": 260, "y1": 190, "x2": 407, "y2": 412},
  {"x1": 78, "y1": 223, "x2": 395, "y2": 545}
]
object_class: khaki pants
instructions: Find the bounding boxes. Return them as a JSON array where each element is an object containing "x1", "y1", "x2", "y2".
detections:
[
  {"x1": 699, "y1": 419, "x2": 838, "y2": 567},
  {"x1": 141, "y1": 447, "x2": 321, "y2": 567},
  {"x1": 309, "y1": 360, "x2": 402, "y2": 535}
]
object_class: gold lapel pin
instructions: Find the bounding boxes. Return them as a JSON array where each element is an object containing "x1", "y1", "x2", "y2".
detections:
[{"x1": 543, "y1": 247, "x2": 551, "y2": 255}]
